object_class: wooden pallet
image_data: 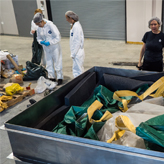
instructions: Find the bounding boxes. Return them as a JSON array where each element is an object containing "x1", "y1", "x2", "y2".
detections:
[{"x1": 0, "y1": 87, "x2": 35, "y2": 112}]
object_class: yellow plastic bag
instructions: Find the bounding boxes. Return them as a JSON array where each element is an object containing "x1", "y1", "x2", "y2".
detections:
[
  {"x1": 5, "y1": 83, "x2": 24, "y2": 96},
  {"x1": 0, "y1": 95, "x2": 13, "y2": 112}
]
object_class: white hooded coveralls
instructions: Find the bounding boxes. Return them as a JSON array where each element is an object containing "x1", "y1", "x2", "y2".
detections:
[
  {"x1": 30, "y1": 19, "x2": 50, "y2": 34},
  {"x1": 70, "y1": 21, "x2": 85, "y2": 78},
  {"x1": 37, "y1": 21, "x2": 63, "y2": 80}
]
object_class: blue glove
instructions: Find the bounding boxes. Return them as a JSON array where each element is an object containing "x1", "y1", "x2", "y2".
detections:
[
  {"x1": 40, "y1": 40, "x2": 45, "y2": 44},
  {"x1": 44, "y1": 41, "x2": 50, "y2": 46}
]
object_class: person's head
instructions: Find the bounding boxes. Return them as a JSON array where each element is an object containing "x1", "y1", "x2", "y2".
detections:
[
  {"x1": 65, "y1": 11, "x2": 79, "y2": 24},
  {"x1": 148, "y1": 17, "x2": 162, "y2": 33},
  {"x1": 34, "y1": 9, "x2": 43, "y2": 15},
  {"x1": 33, "y1": 13, "x2": 44, "y2": 27}
]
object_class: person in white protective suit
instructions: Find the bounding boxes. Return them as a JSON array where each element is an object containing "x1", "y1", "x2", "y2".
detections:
[
  {"x1": 33, "y1": 13, "x2": 63, "y2": 85},
  {"x1": 65, "y1": 11, "x2": 85, "y2": 78}
]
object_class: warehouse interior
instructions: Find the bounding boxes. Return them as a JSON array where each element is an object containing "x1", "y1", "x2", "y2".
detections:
[{"x1": 0, "y1": 0, "x2": 164, "y2": 164}]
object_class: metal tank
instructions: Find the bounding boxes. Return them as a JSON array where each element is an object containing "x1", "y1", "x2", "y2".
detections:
[{"x1": 2, "y1": 67, "x2": 164, "y2": 164}]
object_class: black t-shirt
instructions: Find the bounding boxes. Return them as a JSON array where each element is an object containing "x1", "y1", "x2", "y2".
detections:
[{"x1": 142, "y1": 31, "x2": 164, "y2": 62}]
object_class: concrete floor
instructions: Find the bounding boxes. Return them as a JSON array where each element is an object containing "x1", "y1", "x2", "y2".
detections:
[{"x1": 0, "y1": 35, "x2": 143, "y2": 164}]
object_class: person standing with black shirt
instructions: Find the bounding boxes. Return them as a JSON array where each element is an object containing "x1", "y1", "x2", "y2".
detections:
[{"x1": 137, "y1": 17, "x2": 164, "y2": 72}]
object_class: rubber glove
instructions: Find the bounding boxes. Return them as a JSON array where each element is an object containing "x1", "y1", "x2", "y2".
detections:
[
  {"x1": 44, "y1": 41, "x2": 50, "y2": 46},
  {"x1": 40, "y1": 40, "x2": 45, "y2": 44}
]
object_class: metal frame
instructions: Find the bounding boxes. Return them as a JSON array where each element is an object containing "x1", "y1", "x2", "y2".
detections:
[{"x1": 2, "y1": 67, "x2": 164, "y2": 164}]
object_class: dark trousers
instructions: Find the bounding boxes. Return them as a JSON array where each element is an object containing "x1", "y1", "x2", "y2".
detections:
[{"x1": 142, "y1": 59, "x2": 163, "y2": 72}]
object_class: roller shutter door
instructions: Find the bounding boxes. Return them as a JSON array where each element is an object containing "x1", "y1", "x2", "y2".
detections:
[
  {"x1": 50, "y1": 0, "x2": 125, "y2": 40},
  {"x1": 12, "y1": 0, "x2": 37, "y2": 37}
]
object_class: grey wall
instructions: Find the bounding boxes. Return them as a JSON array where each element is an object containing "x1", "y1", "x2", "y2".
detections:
[
  {"x1": 50, "y1": 0, "x2": 125, "y2": 40},
  {"x1": 12, "y1": 0, "x2": 37, "y2": 37}
]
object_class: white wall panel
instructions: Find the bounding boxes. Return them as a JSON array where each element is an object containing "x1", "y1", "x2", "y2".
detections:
[
  {"x1": 154, "y1": 0, "x2": 162, "y2": 31},
  {"x1": 0, "y1": 0, "x2": 18, "y2": 35},
  {"x1": 36, "y1": 0, "x2": 48, "y2": 19},
  {"x1": 126, "y1": 0, "x2": 153, "y2": 43},
  {"x1": 127, "y1": 0, "x2": 162, "y2": 43}
]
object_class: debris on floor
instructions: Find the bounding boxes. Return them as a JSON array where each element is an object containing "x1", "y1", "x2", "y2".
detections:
[
  {"x1": 0, "y1": 83, "x2": 35, "y2": 112},
  {"x1": 0, "y1": 50, "x2": 59, "y2": 112},
  {"x1": 110, "y1": 61, "x2": 138, "y2": 66},
  {"x1": 1, "y1": 50, "x2": 26, "y2": 79}
]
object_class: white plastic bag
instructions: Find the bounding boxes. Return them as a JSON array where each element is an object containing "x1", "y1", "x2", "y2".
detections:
[
  {"x1": 112, "y1": 131, "x2": 146, "y2": 149},
  {"x1": 97, "y1": 112, "x2": 158, "y2": 149},
  {"x1": 35, "y1": 76, "x2": 57, "y2": 93},
  {"x1": 127, "y1": 96, "x2": 164, "y2": 115},
  {"x1": 145, "y1": 96, "x2": 164, "y2": 105},
  {"x1": 97, "y1": 96, "x2": 164, "y2": 148}
]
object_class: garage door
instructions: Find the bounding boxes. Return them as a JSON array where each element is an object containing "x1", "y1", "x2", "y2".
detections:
[
  {"x1": 12, "y1": 0, "x2": 37, "y2": 37},
  {"x1": 50, "y1": 0, "x2": 125, "y2": 40}
]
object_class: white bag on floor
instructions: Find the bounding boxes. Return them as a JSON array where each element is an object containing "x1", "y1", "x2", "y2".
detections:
[{"x1": 35, "y1": 76, "x2": 57, "y2": 93}]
